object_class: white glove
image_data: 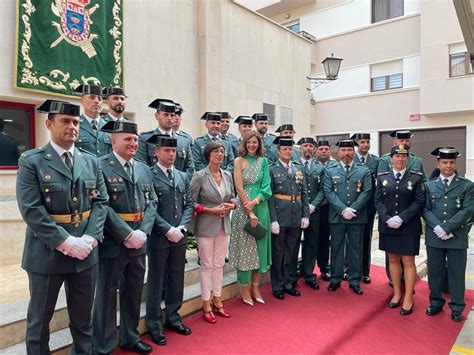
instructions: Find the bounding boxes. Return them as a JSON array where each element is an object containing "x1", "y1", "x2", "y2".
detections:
[
  {"x1": 271, "y1": 221, "x2": 280, "y2": 235},
  {"x1": 309, "y1": 204, "x2": 316, "y2": 215},
  {"x1": 82, "y1": 235, "x2": 98, "y2": 248},
  {"x1": 434, "y1": 225, "x2": 447, "y2": 238},
  {"x1": 301, "y1": 217, "x2": 310, "y2": 229},
  {"x1": 124, "y1": 231, "x2": 145, "y2": 249},
  {"x1": 56, "y1": 236, "x2": 93, "y2": 260},
  {"x1": 439, "y1": 233, "x2": 454, "y2": 240},
  {"x1": 386, "y1": 216, "x2": 402, "y2": 229},
  {"x1": 56, "y1": 236, "x2": 92, "y2": 259},
  {"x1": 165, "y1": 227, "x2": 184, "y2": 243},
  {"x1": 341, "y1": 208, "x2": 356, "y2": 220},
  {"x1": 392, "y1": 216, "x2": 403, "y2": 225},
  {"x1": 134, "y1": 230, "x2": 148, "y2": 243}
]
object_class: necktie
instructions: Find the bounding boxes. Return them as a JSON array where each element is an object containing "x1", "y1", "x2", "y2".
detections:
[
  {"x1": 286, "y1": 164, "x2": 291, "y2": 174},
  {"x1": 395, "y1": 172, "x2": 401, "y2": 182},
  {"x1": 345, "y1": 165, "x2": 350, "y2": 174},
  {"x1": 211, "y1": 137, "x2": 217, "y2": 142},
  {"x1": 360, "y1": 156, "x2": 365, "y2": 164},
  {"x1": 91, "y1": 120, "x2": 98, "y2": 131},
  {"x1": 167, "y1": 168, "x2": 174, "y2": 184},
  {"x1": 304, "y1": 160, "x2": 309, "y2": 172},
  {"x1": 63, "y1": 151, "x2": 73, "y2": 172},
  {"x1": 443, "y1": 178, "x2": 449, "y2": 188},
  {"x1": 125, "y1": 162, "x2": 133, "y2": 180}
]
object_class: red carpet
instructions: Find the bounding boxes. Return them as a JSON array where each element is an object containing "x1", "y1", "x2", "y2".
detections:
[{"x1": 115, "y1": 265, "x2": 473, "y2": 354}]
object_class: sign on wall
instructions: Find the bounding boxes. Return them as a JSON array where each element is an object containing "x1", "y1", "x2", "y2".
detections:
[{"x1": 15, "y1": 0, "x2": 123, "y2": 97}]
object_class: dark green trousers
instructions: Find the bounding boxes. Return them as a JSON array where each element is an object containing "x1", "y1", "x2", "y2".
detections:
[
  {"x1": 329, "y1": 224, "x2": 363, "y2": 285},
  {"x1": 427, "y1": 246, "x2": 467, "y2": 313},
  {"x1": 26, "y1": 266, "x2": 96, "y2": 355},
  {"x1": 271, "y1": 227, "x2": 300, "y2": 292},
  {"x1": 300, "y1": 213, "x2": 321, "y2": 282},
  {"x1": 92, "y1": 252, "x2": 145, "y2": 353},
  {"x1": 145, "y1": 244, "x2": 186, "y2": 335}
]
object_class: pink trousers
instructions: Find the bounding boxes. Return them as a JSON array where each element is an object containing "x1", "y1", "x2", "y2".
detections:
[{"x1": 197, "y1": 229, "x2": 230, "y2": 301}]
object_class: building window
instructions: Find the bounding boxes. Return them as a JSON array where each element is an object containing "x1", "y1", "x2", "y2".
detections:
[
  {"x1": 0, "y1": 101, "x2": 36, "y2": 169},
  {"x1": 263, "y1": 102, "x2": 275, "y2": 126},
  {"x1": 371, "y1": 73, "x2": 403, "y2": 91},
  {"x1": 372, "y1": 0, "x2": 403, "y2": 23},
  {"x1": 370, "y1": 59, "x2": 403, "y2": 92},
  {"x1": 286, "y1": 22, "x2": 300, "y2": 33},
  {"x1": 280, "y1": 106, "x2": 292, "y2": 125},
  {"x1": 449, "y1": 52, "x2": 473, "y2": 77}
]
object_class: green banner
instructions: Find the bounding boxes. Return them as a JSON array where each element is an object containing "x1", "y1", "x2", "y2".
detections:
[{"x1": 15, "y1": 0, "x2": 123, "y2": 97}]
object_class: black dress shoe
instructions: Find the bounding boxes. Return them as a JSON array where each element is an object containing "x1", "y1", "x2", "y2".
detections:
[
  {"x1": 321, "y1": 272, "x2": 331, "y2": 282},
  {"x1": 343, "y1": 273, "x2": 349, "y2": 281},
  {"x1": 283, "y1": 288, "x2": 301, "y2": 297},
  {"x1": 166, "y1": 324, "x2": 192, "y2": 335},
  {"x1": 121, "y1": 341, "x2": 153, "y2": 353},
  {"x1": 327, "y1": 282, "x2": 340, "y2": 292},
  {"x1": 150, "y1": 333, "x2": 167, "y2": 346},
  {"x1": 349, "y1": 284, "x2": 363, "y2": 295},
  {"x1": 451, "y1": 311, "x2": 464, "y2": 322},
  {"x1": 306, "y1": 280, "x2": 320, "y2": 290},
  {"x1": 388, "y1": 300, "x2": 400, "y2": 308},
  {"x1": 272, "y1": 291, "x2": 284, "y2": 300},
  {"x1": 362, "y1": 275, "x2": 371, "y2": 284},
  {"x1": 426, "y1": 305, "x2": 443, "y2": 316},
  {"x1": 400, "y1": 303, "x2": 414, "y2": 316}
]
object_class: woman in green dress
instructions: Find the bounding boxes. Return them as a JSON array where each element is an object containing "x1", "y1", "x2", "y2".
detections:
[{"x1": 229, "y1": 131, "x2": 272, "y2": 306}]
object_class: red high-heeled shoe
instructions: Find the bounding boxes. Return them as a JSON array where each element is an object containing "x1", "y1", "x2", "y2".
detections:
[
  {"x1": 212, "y1": 300, "x2": 231, "y2": 318},
  {"x1": 203, "y1": 308, "x2": 216, "y2": 324}
]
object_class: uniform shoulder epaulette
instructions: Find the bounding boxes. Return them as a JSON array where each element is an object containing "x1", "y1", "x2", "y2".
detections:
[
  {"x1": 269, "y1": 162, "x2": 276, "y2": 167},
  {"x1": 77, "y1": 147, "x2": 96, "y2": 157},
  {"x1": 325, "y1": 164, "x2": 338, "y2": 170},
  {"x1": 98, "y1": 155, "x2": 109, "y2": 161},
  {"x1": 139, "y1": 129, "x2": 155, "y2": 137},
  {"x1": 410, "y1": 171, "x2": 423, "y2": 176},
  {"x1": 20, "y1": 147, "x2": 44, "y2": 159},
  {"x1": 292, "y1": 160, "x2": 301, "y2": 165},
  {"x1": 370, "y1": 153, "x2": 380, "y2": 159},
  {"x1": 455, "y1": 176, "x2": 470, "y2": 182},
  {"x1": 427, "y1": 177, "x2": 437, "y2": 181},
  {"x1": 381, "y1": 153, "x2": 390, "y2": 158},
  {"x1": 377, "y1": 171, "x2": 389, "y2": 176},
  {"x1": 410, "y1": 152, "x2": 420, "y2": 157},
  {"x1": 355, "y1": 162, "x2": 365, "y2": 166},
  {"x1": 134, "y1": 156, "x2": 147, "y2": 164}
]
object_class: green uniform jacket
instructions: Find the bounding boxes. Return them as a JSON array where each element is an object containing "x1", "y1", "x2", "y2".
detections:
[
  {"x1": 303, "y1": 160, "x2": 325, "y2": 210},
  {"x1": 323, "y1": 163, "x2": 372, "y2": 224},
  {"x1": 149, "y1": 166, "x2": 194, "y2": 250},
  {"x1": 17, "y1": 143, "x2": 109, "y2": 274},
  {"x1": 192, "y1": 135, "x2": 235, "y2": 172},
  {"x1": 137, "y1": 129, "x2": 195, "y2": 181},
  {"x1": 269, "y1": 161, "x2": 310, "y2": 227},
  {"x1": 423, "y1": 176, "x2": 474, "y2": 249},
  {"x1": 378, "y1": 152, "x2": 426, "y2": 180},
  {"x1": 99, "y1": 153, "x2": 158, "y2": 258},
  {"x1": 76, "y1": 115, "x2": 112, "y2": 157},
  {"x1": 354, "y1": 153, "x2": 379, "y2": 213},
  {"x1": 262, "y1": 133, "x2": 277, "y2": 160},
  {"x1": 176, "y1": 130, "x2": 194, "y2": 148}
]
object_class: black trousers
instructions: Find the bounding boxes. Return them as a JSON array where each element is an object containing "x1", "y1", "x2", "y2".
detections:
[
  {"x1": 26, "y1": 266, "x2": 96, "y2": 355},
  {"x1": 146, "y1": 244, "x2": 186, "y2": 335},
  {"x1": 271, "y1": 227, "x2": 300, "y2": 292}
]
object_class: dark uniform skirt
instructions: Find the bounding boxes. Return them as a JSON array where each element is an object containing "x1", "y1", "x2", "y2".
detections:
[{"x1": 379, "y1": 234, "x2": 421, "y2": 256}]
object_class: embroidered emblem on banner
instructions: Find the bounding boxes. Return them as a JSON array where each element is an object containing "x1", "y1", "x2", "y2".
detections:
[{"x1": 51, "y1": 0, "x2": 100, "y2": 58}]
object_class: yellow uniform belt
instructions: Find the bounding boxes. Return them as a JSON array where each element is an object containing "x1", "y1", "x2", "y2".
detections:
[
  {"x1": 51, "y1": 210, "x2": 91, "y2": 225},
  {"x1": 117, "y1": 212, "x2": 144, "y2": 222},
  {"x1": 273, "y1": 194, "x2": 301, "y2": 202}
]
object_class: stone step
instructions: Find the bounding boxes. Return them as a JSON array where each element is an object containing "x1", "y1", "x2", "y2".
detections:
[{"x1": 0, "y1": 249, "x2": 236, "y2": 350}]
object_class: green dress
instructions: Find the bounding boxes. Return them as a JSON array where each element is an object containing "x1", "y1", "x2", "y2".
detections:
[{"x1": 229, "y1": 155, "x2": 272, "y2": 272}]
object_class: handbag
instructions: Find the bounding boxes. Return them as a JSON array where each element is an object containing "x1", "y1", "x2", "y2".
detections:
[{"x1": 243, "y1": 219, "x2": 267, "y2": 240}]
